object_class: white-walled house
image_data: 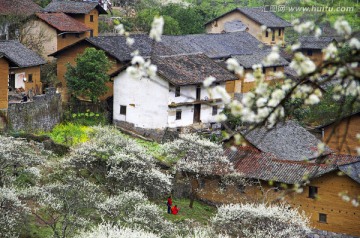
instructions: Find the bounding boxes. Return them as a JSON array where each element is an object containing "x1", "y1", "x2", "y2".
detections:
[{"x1": 112, "y1": 54, "x2": 237, "y2": 130}]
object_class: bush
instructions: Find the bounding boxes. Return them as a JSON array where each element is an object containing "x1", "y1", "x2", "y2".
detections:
[
  {"x1": 47, "y1": 123, "x2": 93, "y2": 146},
  {"x1": 212, "y1": 203, "x2": 311, "y2": 238}
]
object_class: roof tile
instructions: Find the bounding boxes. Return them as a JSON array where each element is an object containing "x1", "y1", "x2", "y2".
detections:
[{"x1": 36, "y1": 12, "x2": 91, "y2": 32}]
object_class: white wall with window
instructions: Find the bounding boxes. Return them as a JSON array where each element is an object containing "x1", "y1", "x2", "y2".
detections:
[{"x1": 113, "y1": 71, "x2": 169, "y2": 129}]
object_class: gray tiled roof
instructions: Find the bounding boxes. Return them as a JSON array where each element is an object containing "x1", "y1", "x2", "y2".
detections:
[
  {"x1": 0, "y1": 40, "x2": 46, "y2": 67},
  {"x1": 226, "y1": 146, "x2": 360, "y2": 184},
  {"x1": 152, "y1": 54, "x2": 238, "y2": 86},
  {"x1": 242, "y1": 120, "x2": 332, "y2": 161},
  {"x1": 0, "y1": 0, "x2": 42, "y2": 16},
  {"x1": 50, "y1": 32, "x2": 264, "y2": 61},
  {"x1": 339, "y1": 161, "x2": 360, "y2": 184},
  {"x1": 223, "y1": 20, "x2": 248, "y2": 32},
  {"x1": 231, "y1": 51, "x2": 289, "y2": 69},
  {"x1": 298, "y1": 36, "x2": 336, "y2": 49},
  {"x1": 44, "y1": 0, "x2": 107, "y2": 14},
  {"x1": 162, "y1": 31, "x2": 263, "y2": 59},
  {"x1": 205, "y1": 7, "x2": 292, "y2": 28}
]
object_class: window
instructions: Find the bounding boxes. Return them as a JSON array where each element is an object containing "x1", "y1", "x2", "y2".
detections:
[
  {"x1": 75, "y1": 33, "x2": 80, "y2": 38},
  {"x1": 278, "y1": 29, "x2": 281, "y2": 36},
  {"x1": 176, "y1": 110, "x2": 182, "y2": 120},
  {"x1": 218, "y1": 180, "x2": 226, "y2": 190},
  {"x1": 262, "y1": 67, "x2": 266, "y2": 74},
  {"x1": 273, "y1": 66, "x2": 277, "y2": 72},
  {"x1": 237, "y1": 184, "x2": 245, "y2": 193},
  {"x1": 90, "y1": 30, "x2": 93, "y2": 37},
  {"x1": 212, "y1": 105, "x2": 218, "y2": 115},
  {"x1": 90, "y1": 15, "x2": 94, "y2": 22},
  {"x1": 28, "y1": 74, "x2": 33, "y2": 83},
  {"x1": 199, "y1": 179, "x2": 205, "y2": 189},
  {"x1": 307, "y1": 49, "x2": 313, "y2": 56},
  {"x1": 319, "y1": 213, "x2": 327, "y2": 223},
  {"x1": 62, "y1": 34, "x2": 66, "y2": 38},
  {"x1": 272, "y1": 29, "x2": 275, "y2": 41},
  {"x1": 196, "y1": 86, "x2": 201, "y2": 100},
  {"x1": 120, "y1": 105, "x2": 126, "y2": 115},
  {"x1": 175, "y1": 87, "x2": 180, "y2": 97},
  {"x1": 309, "y1": 186, "x2": 318, "y2": 199},
  {"x1": 265, "y1": 30, "x2": 269, "y2": 37}
]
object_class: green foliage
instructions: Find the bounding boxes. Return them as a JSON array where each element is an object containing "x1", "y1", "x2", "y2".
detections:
[
  {"x1": 46, "y1": 123, "x2": 94, "y2": 146},
  {"x1": 65, "y1": 48, "x2": 112, "y2": 102},
  {"x1": 65, "y1": 109, "x2": 108, "y2": 126},
  {"x1": 40, "y1": 61, "x2": 58, "y2": 88},
  {"x1": 289, "y1": 88, "x2": 360, "y2": 126}
]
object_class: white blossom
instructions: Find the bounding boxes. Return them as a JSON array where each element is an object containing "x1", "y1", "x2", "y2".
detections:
[
  {"x1": 126, "y1": 37, "x2": 135, "y2": 46},
  {"x1": 216, "y1": 113, "x2": 227, "y2": 122},
  {"x1": 114, "y1": 24, "x2": 125, "y2": 35},
  {"x1": 225, "y1": 58, "x2": 244, "y2": 76},
  {"x1": 334, "y1": 18, "x2": 352, "y2": 36},
  {"x1": 149, "y1": 16, "x2": 164, "y2": 42},
  {"x1": 314, "y1": 27, "x2": 322, "y2": 38},
  {"x1": 323, "y1": 43, "x2": 338, "y2": 61},
  {"x1": 289, "y1": 52, "x2": 316, "y2": 76},
  {"x1": 349, "y1": 38, "x2": 360, "y2": 50},
  {"x1": 203, "y1": 76, "x2": 217, "y2": 87},
  {"x1": 305, "y1": 94, "x2": 320, "y2": 105},
  {"x1": 214, "y1": 86, "x2": 231, "y2": 104},
  {"x1": 294, "y1": 21, "x2": 314, "y2": 34}
]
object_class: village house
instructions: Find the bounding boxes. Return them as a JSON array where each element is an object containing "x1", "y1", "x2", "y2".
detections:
[
  {"x1": 111, "y1": 53, "x2": 237, "y2": 131},
  {"x1": 191, "y1": 121, "x2": 360, "y2": 236},
  {"x1": 204, "y1": 7, "x2": 292, "y2": 46},
  {"x1": 311, "y1": 111, "x2": 360, "y2": 156},
  {"x1": 0, "y1": 40, "x2": 46, "y2": 108},
  {"x1": 49, "y1": 31, "x2": 266, "y2": 101},
  {"x1": 23, "y1": 12, "x2": 92, "y2": 61},
  {"x1": 43, "y1": 0, "x2": 107, "y2": 38},
  {"x1": 297, "y1": 36, "x2": 337, "y2": 66},
  {"x1": 229, "y1": 52, "x2": 289, "y2": 93},
  {"x1": 0, "y1": 0, "x2": 42, "y2": 40}
]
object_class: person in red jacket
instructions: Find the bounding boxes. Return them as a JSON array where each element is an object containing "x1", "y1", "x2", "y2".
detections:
[
  {"x1": 167, "y1": 196, "x2": 172, "y2": 214},
  {"x1": 171, "y1": 205, "x2": 179, "y2": 215}
]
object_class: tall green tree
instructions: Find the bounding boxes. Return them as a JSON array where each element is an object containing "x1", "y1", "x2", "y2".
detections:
[{"x1": 65, "y1": 48, "x2": 112, "y2": 102}]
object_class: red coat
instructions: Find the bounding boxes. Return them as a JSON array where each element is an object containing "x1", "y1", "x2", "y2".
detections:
[
  {"x1": 167, "y1": 198, "x2": 172, "y2": 206},
  {"x1": 171, "y1": 206, "x2": 179, "y2": 215}
]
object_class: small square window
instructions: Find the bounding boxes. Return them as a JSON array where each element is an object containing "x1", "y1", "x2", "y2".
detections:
[
  {"x1": 262, "y1": 67, "x2": 266, "y2": 74},
  {"x1": 199, "y1": 179, "x2": 205, "y2": 189},
  {"x1": 307, "y1": 50, "x2": 313, "y2": 56},
  {"x1": 75, "y1": 33, "x2": 80, "y2": 38},
  {"x1": 90, "y1": 15, "x2": 94, "y2": 22},
  {"x1": 319, "y1": 213, "x2": 327, "y2": 223},
  {"x1": 278, "y1": 29, "x2": 281, "y2": 36},
  {"x1": 120, "y1": 105, "x2": 126, "y2": 115},
  {"x1": 28, "y1": 74, "x2": 33, "y2": 82},
  {"x1": 212, "y1": 105, "x2": 218, "y2": 115},
  {"x1": 273, "y1": 66, "x2": 277, "y2": 72},
  {"x1": 309, "y1": 186, "x2": 318, "y2": 199},
  {"x1": 218, "y1": 180, "x2": 226, "y2": 190},
  {"x1": 237, "y1": 184, "x2": 245, "y2": 193},
  {"x1": 265, "y1": 30, "x2": 269, "y2": 37},
  {"x1": 175, "y1": 87, "x2": 180, "y2": 97},
  {"x1": 176, "y1": 110, "x2": 181, "y2": 120}
]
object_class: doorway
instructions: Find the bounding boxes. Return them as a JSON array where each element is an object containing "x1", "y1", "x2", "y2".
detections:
[{"x1": 193, "y1": 104, "x2": 201, "y2": 123}]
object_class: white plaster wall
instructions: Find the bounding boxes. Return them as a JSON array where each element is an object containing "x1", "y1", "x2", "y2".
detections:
[
  {"x1": 169, "y1": 83, "x2": 226, "y2": 103},
  {"x1": 168, "y1": 106, "x2": 194, "y2": 128},
  {"x1": 113, "y1": 71, "x2": 169, "y2": 129},
  {"x1": 200, "y1": 102, "x2": 225, "y2": 123}
]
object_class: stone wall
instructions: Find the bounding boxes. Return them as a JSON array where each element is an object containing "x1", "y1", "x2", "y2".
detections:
[
  {"x1": 7, "y1": 88, "x2": 62, "y2": 132},
  {"x1": 114, "y1": 120, "x2": 179, "y2": 142}
]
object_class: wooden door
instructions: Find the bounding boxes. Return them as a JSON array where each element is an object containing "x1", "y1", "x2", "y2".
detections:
[
  {"x1": 9, "y1": 74, "x2": 15, "y2": 90},
  {"x1": 194, "y1": 104, "x2": 201, "y2": 123}
]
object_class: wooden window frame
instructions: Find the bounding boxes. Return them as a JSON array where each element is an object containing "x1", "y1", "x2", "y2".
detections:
[
  {"x1": 319, "y1": 213, "x2": 327, "y2": 223},
  {"x1": 309, "y1": 186, "x2": 318, "y2": 199},
  {"x1": 90, "y1": 15, "x2": 94, "y2": 22},
  {"x1": 176, "y1": 110, "x2": 182, "y2": 120},
  {"x1": 212, "y1": 105, "x2": 218, "y2": 115},
  {"x1": 120, "y1": 105, "x2": 126, "y2": 115},
  {"x1": 28, "y1": 74, "x2": 33, "y2": 83},
  {"x1": 175, "y1": 87, "x2": 180, "y2": 97}
]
